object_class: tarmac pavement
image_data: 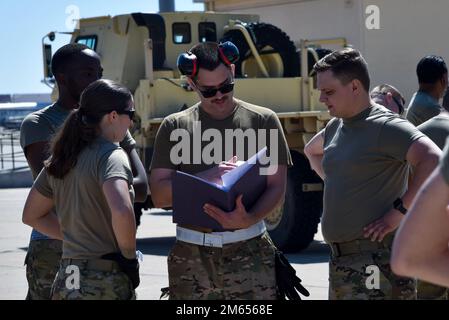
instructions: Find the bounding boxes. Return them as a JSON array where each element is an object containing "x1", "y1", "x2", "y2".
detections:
[{"x1": 0, "y1": 187, "x2": 330, "y2": 300}]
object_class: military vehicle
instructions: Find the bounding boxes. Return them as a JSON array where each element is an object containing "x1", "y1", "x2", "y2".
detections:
[{"x1": 42, "y1": 10, "x2": 347, "y2": 252}]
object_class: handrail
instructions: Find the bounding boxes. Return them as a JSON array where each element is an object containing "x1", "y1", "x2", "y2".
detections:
[
  {"x1": 224, "y1": 20, "x2": 270, "y2": 78},
  {"x1": 0, "y1": 130, "x2": 27, "y2": 170}
]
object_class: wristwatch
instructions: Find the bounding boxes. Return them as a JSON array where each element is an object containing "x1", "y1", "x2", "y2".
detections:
[{"x1": 393, "y1": 198, "x2": 407, "y2": 215}]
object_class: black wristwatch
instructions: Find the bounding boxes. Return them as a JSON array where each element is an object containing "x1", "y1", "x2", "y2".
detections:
[{"x1": 393, "y1": 198, "x2": 407, "y2": 215}]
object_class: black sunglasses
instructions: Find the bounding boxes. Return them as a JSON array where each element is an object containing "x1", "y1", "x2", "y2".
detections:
[
  {"x1": 106, "y1": 109, "x2": 135, "y2": 121},
  {"x1": 196, "y1": 81, "x2": 235, "y2": 98}
]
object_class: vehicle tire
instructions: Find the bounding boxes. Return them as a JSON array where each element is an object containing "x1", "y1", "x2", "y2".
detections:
[
  {"x1": 265, "y1": 150, "x2": 323, "y2": 253},
  {"x1": 220, "y1": 22, "x2": 300, "y2": 78},
  {"x1": 297, "y1": 48, "x2": 332, "y2": 75}
]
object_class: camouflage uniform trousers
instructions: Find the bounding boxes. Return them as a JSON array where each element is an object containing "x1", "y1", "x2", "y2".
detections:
[
  {"x1": 51, "y1": 258, "x2": 136, "y2": 300},
  {"x1": 167, "y1": 232, "x2": 277, "y2": 300},
  {"x1": 25, "y1": 239, "x2": 63, "y2": 300},
  {"x1": 329, "y1": 246, "x2": 417, "y2": 300},
  {"x1": 417, "y1": 280, "x2": 449, "y2": 300}
]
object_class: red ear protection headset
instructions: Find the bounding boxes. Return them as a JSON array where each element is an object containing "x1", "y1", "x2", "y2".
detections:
[{"x1": 177, "y1": 41, "x2": 240, "y2": 77}]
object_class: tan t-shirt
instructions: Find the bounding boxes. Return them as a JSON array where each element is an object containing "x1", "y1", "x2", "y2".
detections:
[
  {"x1": 322, "y1": 104, "x2": 425, "y2": 243},
  {"x1": 20, "y1": 103, "x2": 136, "y2": 241},
  {"x1": 34, "y1": 137, "x2": 134, "y2": 259},
  {"x1": 417, "y1": 112, "x2": 449, "y2": 150},
  {"x1": 150, "y1": 99, "x2": 292, "y2": 174}
]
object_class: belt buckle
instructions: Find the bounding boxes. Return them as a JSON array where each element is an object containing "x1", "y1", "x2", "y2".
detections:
[{"x1": 203, "y1": 234, "x2": 223, "y2": 248}]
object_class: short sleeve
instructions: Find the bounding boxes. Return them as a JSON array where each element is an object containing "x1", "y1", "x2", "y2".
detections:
[
  {"x1": 150, "y1": 118, "x2": 178, "y2": 171},
  {"x1": 20, "y1": 113, "x2": 53, "y2": 150},
  {"x1": 439, "y1": 137, "x2": 449, "y2": 185},
  {"x1": 33, "y1": 168, "x2": 53, "y2": 198},
  {"x1": 264, "y1": 112, "x2": 292, "y2": 166},
  {"x1": 323, "y1": 117, "x2": 341, "y2": 147},
  {"x1": 119, "y1": 130, "x2": 136, "y2": 153},
  {"x1": 378, "y1": 117, "x2": 425, "y2": 160},
  {"x1": 98, "y1": 149, "x2": 133, "y2": 185}
]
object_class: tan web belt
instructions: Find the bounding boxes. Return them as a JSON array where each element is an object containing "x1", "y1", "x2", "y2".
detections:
[{"x1": 329, "y1": 236, "x2": 394, "y2": 258}]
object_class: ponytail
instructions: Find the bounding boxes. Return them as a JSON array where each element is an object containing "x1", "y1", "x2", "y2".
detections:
[{"x1": 45, "y1": 109, "x2": 98, "y2": 178}]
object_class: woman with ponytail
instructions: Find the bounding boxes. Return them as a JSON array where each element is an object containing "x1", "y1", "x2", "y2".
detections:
[{"x1": 22, "y1": 79, "x2": 139, "y2": 300}]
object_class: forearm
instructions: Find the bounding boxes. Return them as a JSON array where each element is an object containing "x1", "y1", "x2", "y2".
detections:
[
  {"x1": 128, "y1": 149, "x2": 149, "y2": 203},
  {"x1": 28, "y1": 212, "x2": 63, "y2": 240},
  {"x1": 111, "y1": 208, "x2": 136, "y2": 259},
  {"x1": 248, "y1": 183, "x2": 286, "y2": 224},
  {"x1": 150, "y1": 178, "x2": 172, "y2": 208},
  {"x1": 132, "y1": 175, "x2": 149, "y2": 203},
  {"x1": 22, "y1": 188, "x2": 60, "y2": 238},
  {"x1": 305, "y1": 130, "x2": 325, "y2": 180},
  {"x1": 392, "y1": 171, "x2": 449, "y2": 284},
  {"x1": 412, "y1": 251, "x2": 449, "y2": 288},
  {"x1": 410, "y1": 176, "x2": 449, "y2": 288},
  {"x1": 402, "y1": 159, "x2": 439, "y2": 208}
]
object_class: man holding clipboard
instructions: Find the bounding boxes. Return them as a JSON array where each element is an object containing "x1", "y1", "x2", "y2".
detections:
[{"x1": 149, "y1": 41, "x2": 292, "y2": 300}]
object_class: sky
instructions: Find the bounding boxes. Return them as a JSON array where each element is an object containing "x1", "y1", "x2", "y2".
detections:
[{"x1": 0, "y1": 0, "x2": 204, "y2": 95}]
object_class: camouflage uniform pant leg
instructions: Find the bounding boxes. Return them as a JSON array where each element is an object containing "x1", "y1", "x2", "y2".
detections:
[
  {"x1": 222, "y1": 232, "x2": 277, "y2": 300},
  {"x1": 328, "y1": 248, "x2": 416, "y2": 300},
  {"x1": 167, "y1": 232, "x2": 276, "y2": 300},
  {"x1": 417, "y1": 280, "x2": 449, "y2": 300},
  {"x1": 25, "y1": 239, "x2": 63, "y2": 300},
  {"x1": 167, "y1": 239, "x2": 224, "y2": 300},
  {"x1": 51, "y1": 263, "x2": 135, "y2": 300}
]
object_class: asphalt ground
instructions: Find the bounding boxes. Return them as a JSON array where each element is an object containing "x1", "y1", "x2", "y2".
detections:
[{"x1": 0, "y1": 187, "x2": 330, "y2": 300}]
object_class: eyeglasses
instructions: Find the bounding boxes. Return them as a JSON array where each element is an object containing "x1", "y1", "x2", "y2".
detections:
[
  {"x1": 391, "y1": 96, "x2": 405, "y2": 115},
  {"x1": 195, "y1": 81, "x2": 235, "y2": 98},
  {"x1": 371, "y1": 92, "x2": 405, "y2": 115}
]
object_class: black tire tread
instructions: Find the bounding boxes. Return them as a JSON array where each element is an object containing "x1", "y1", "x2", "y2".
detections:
[
  {"x1": 268, "y1": 150, "x2": 323, "y2": 253},
  {"x1": 220, "y1": 22, "x2": 300, "y2": 77},
  {"x1": 297, "y1": 48, "x2": 333, "y2": 75}
]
